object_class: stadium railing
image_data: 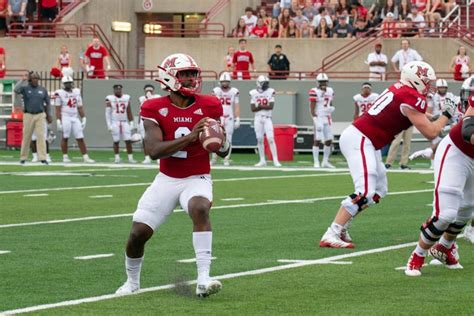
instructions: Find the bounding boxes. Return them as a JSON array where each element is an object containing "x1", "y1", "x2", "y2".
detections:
[
  {"x1": 203, "y1": 0, "x2": 231, "y2": 24},
  {"x1": 106, "y1": 69, "x2": 218, "y2": 80},
  {"x1": 145, "y1": 21, "x2": 226, "y2": 38},
  {"x1": 54, "y1": 0, "x2": 88, "y2": 23},
  {"x1": 6, "y1": 22, "x2": 79, "y2": 37}
]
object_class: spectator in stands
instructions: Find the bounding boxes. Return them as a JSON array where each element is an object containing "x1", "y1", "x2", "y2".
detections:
[
  {"x1": 7, "y1": 0, "x2": 27, "y2": 28},
  {"x1": 335, "y1": 0, "x2": 352, "y2": 18},
  {"x1": 84, "y1": 37, "x2": 111, "y2": 79},
  {"x1": 273, "y1": 0, "x2": 292, "y2": 17},
  {"x1": 352, "y1": 0, "x2": 369, "y2": 22},
  {"x1": 381, "y1": 12, "x2": 399, "y2": 38},
  {"x1": 283, "y1": 19, "x2": 300, "y2": 37},
  {"x1": 333, "y1": 15, "x2": 353, "y2": 38},
  {"x1": 314, "y1": 15, "x2": 332, "y2": 38},
  {"x1": 250, "y1": 17, "x2": 268, "y2": 38},
  {"x1": 352, "y1": 18, "x2": 368, "y2": 38},
  {"x1": 379, "y1": 0, "x2": 399, "y2": 20},
  {"x1": 289, "y1": 0, "x2": 300, "y2": 16},
  {"x1": 450, "y1": 46, "x2": 471, "y2": 81},
  {"x1": 292, "y1": 7, "x2": 309, "y2": 28},
  {"x1": 40, "y1": 0, "x2": 58, "y2": 22},
  {"x1": 278, "y1": 7, "x2": 291, "y2": 37},
  {"x1": 0, "y1": 46, "x2": 5, "y2": 78},
  {"x1": 302, "y1": 0, "x2": 318, "y2": 20},
  {"x1": 56, "y1": 45, "x2": 72, "y2": 70},
  {"x1": 268, "y1": 17, "x2": 280, "y2": 38},
  {"x1": 25, "y1": 0, "x2": 35, "y2": 33},
  {"x1": 367, "y1": 42, "x2": 388, "y2": 81},
  {"x1": 223, "y1": 46, "x2": 234, "y2": 72},
  {"x1": 232, "y1": 39, "x2": 256, "y2": 80},
  {"x1": 399, "y1": 17, "x2": 419, "y2": 37},
  {"x1": 241, "y1": 7, "x2": 257, "y2": 34},
  {"x1": 0, "y1": 0, "x2": 7, "y2": 37},
  {"x1": 311, "y1": 7, "x2": 333, "y2": 29},
  {"x1": 407, "y1": 6, "x2": 425, "y2": 28},
  {"x1": 268, "y1": 44, "x2": 290, "y2": 80},
  {"x1": 398, "y1": 0, "x2": 412, "y2": 21},
  {"x1": 258, "y1": 8, "x2": 271, "y2": 26},
  {"x1": 232, "y1": 18, "x2": 248, "y2": 38},
  {"x1": 300, "y1": 19, "x2": 312, "y2": 37},
  {"x1": 391, "y1": 39, "x2": 422, "y2": 72}
]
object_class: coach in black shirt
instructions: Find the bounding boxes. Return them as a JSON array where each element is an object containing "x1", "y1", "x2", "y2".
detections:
[
  {"x1": 267, "y1": 45, "x2": 290, "y2": 80},
  {"x1": 14, "y1": 71, "x2": 52, "y2": 164}
]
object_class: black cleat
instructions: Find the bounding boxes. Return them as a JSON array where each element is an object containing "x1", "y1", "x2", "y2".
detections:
[
  {"x1": 40, "y1": 160, "x2": 49, "y2": 165},
  {"x1": 385, "y1": 163, "x2": 391, "y2": 169},
  {"x1": 400, "y1": 164, "x2": 411, "y2": 170},
  {"x1": 20, "y1": 160, "x2": 26, "y2": 165}
]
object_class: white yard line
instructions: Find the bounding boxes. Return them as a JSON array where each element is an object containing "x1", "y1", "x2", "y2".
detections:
[
  {"x1": 177, "y1": 257, "x2": 217, "y2": 263},
  {"x1": 0, "y1": 189, "x2": 433, "y2": 229},
  {"x1": 74, "y1": 254, "x2": 114, "y2": 260},
  {"x1": 89, "y1": 195, "x2": 114, "y2": 199},
  {"x1": 23, "y1": 194, "x2": 49, "y2": 197},
  {"x1": 1, "y1": 240, "x2": 421, "y2": 315},
  {"x1": 0, "y1": 250, "x2": 11, "y2": 255},
  {"x1": 277, "y1": 259, "x2": 352, "y2": 265},
  {"x1": 221, "y1": 198, "x2": 244, "y2": 201}
]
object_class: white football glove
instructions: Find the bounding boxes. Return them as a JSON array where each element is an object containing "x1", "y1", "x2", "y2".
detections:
[
  {"x1": 327, "y1": 106, "x2": 336, "y2": 113},
  {"x1": 107, "y1": 124, "x2": 112, "y2": 132},
  {"x1": 442, "y1": 97, "x2": 458, "y2": 119},
  {"x1": 56, "y1": 119, "x2": 62, "y2": 132},
  {"x1": 234, "y1": 117, "x2": 240, "y2": 129},
  {"x1": 81, "y1": 117, "x2": 87, "y2": 129}
]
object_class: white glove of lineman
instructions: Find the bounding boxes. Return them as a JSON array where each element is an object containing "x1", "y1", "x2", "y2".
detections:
[
  {"x1": 56, "y1": 119, "x2": 62, "y2": 132},
  {"x1": 327, "y1": 106, "x2": 336, "y2": 114},
  {"x1": 234, "y1": 117, "x2": 240, "y2": 129},
  {"x1": 442, "y1": 97, "x2": 458, "y2": 119},
  {"x1": 107, "y1": 123, "x2": 112, "y2": 132},
  {"x1": 81, "y1": 117, "x2": 87, "y2": 129}
]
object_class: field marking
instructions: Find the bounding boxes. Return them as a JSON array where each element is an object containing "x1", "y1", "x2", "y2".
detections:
[
  {"x1": 0, "y1": 173, "x2": 350, "y2": 195},
  {"x1": 0, "y1": 250, "x2": 11, "y2": 255},
  {"x1": 221, "y1": 198, "x2": 244, "y2": 201},
  {"x1": 74, "y1": 254, "x2": 114, "y2": 260},
  {"x1": 23, "y1": 193, "x2": 49, "y2": 197},
  {"x1": 1, "y1": 240, "x2": 421, "y2": 315},
  {"x1": 89, "y1": 195, "x2": 114, "y2": 199},
  {"x1": 0, "y1": 189, "x2": 433, "y2": 229},
  {"x1": 277, "y1": 259, "x2": 352, "y2": 265},
  {"x1": 177, "y1": 257, "x2": 217, "y2": 263}
]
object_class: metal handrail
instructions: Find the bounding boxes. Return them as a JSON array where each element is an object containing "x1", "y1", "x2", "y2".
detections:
[
  {"x1": 106, "y1": 69, "x2": 218, "y2": 80},
  {"x1": 6, "y1": 23, "x2": 79, "y2": 37},
  {"x1": 146, "y1": 21, "x2": 225, "y2": 37},
  {"x1": 80, "y1": 24, "x2": 125, "y2": 70},
  {"x1": 439, "y1": 4, "x2": 460, "y2": 34},
  {"x1": 54, "y1": 0, "x2": 88, "y2": 23},
  {"x1": 204, "y1": 0, "x2": 231, "y2": 23}
]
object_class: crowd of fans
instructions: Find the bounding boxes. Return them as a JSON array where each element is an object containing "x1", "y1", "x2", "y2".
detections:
[{"x1": 232, "y1": 0, "x2": 457, "y2": 39}]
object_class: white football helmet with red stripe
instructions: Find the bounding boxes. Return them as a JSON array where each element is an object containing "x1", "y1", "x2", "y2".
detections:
[
  {"x1": 157, "y1": 53, "x2": 201, "y2": 96},
  {"x1": 400, "y1": 61, "x2": 436, "y2": 95}
]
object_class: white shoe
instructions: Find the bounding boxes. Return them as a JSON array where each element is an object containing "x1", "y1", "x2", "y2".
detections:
[
  {"x1": 84, "y1": 157, "x2": 95, "y2": 163},
  {"x1": 115, "y1": 281, "x2": 139, "y2": 295},
  {"x1": 114, "y1": 157, "x2": 121, "y2": 164},
  {"x1": 223, "y1": 159, "x2": 230, "y2": 166},
  {"x1": 129, "y1": 159, "x2": 137, "y2": 164},
  {"x1": 340, "y1": 228, "x2": 352, "y2": 243},
  {"x1": 409, "y1": 148, "x2": 433, "y2": 160},
  {"x1": 464, "y1": 226, "x2": 474, "y2": 244},
  {"x1": 319, "y1": 227, "x2": 354, "y2": 248},
  {"x1": 31, "y1": 156, "x2": 39, "y2": 163},
  {"x1": 142, "y1": 158, "x2": 151, "y2": 164},
  {"x1": 273, "y1": 161, "x2": 282, "y2": 167},
  {"x1": 322, "y1": 161, "x2": 335, "y2": 169},
  {"x1": 313, "y1": 160, "x2": 320, "y2": 168},
  {"x1": 63, "y1": 157, "x2": 71, "y2": 163},
  {"x1": 196, "y1": 279, "x2": 222, "y2": 298},
  {"x1": 254, "y1": 161, "x2": 267, "y2": 167},
  {"x1": 46, "y1": 155, "x2": 52, "y2": 163}
]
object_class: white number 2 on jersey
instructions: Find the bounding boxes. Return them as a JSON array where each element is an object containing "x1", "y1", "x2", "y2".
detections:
[
  {"x1": 172, "y1": 127, "x2": 191, "y2": 159},
  {"x1": 368, "y1": 89, "x2": 394, "y2": 116}
]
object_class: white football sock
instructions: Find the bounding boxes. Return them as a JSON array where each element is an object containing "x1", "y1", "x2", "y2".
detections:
[
  {"x1": 144, "y1": 155, "x2": 151, "y2": 161},
  {"x1": 439, "y1": 236, "x2": 454, "y2": 249},
  {"x1": 257, "y1": 141, "x2": 265, "y2": 162},
  {"x1": 63, "y1": 154, "x2": 69, "y2": 159},
  {"x1": 115, "y1": 154, "x2": 120, "y2": 160},
  {"x1": 83, "y1": 154, "x2": 90, "y2": 160},
  {"x1": 330, "y1": 222, "x2": 344, "y2": 235},
  {"x1": 125, "y1": 255, "x2": 143, "y2": 286},
  {"x1": 128, "y1": 154, "x2": 134, "y2": 161},
  {"x1": 414, "y1": 244, "x2": 428, "y2": 257},
  {"x1": 322, "y1": 145, "x2": 331, "y2": 163},
  {"x1": 268, "y1": 138, "x2": 279, "y2": 163},
  {"x1": 312, "y1": 146, "x2": 319, "y2": 164},
  {"x1": 193, "y1": 231, "x2": 212, "y2": 285}
]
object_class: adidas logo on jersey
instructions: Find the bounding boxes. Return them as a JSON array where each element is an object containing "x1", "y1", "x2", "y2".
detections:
[{"x1": 193, "y1": 108, "x2": 203, "y2": 115}]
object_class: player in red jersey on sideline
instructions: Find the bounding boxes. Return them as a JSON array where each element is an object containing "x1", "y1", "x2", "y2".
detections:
[
  {"x1": 116, "y1": 53, "x2": 229, "y2": 297},
  {"x1": 319, "y1": 61, "x2": 459, "y2": 248},
  {"x1": 405, "y1": 78, "x2": 474, "y2": 276}
]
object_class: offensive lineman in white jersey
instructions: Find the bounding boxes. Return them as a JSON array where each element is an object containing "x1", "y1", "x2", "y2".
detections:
[
  {"x1": 138, "y1": 84, "x2": 161, "y2": 164},
  {"x1": 409, "y1": 79, "x2": 460, "y2": 167},
  {"x1": 309, "y1": 73, "x2": 336, "y2": 168},
  {"x1": 211, "y1": 72, "x2": 240, "y2": 166},
  {"x1": 353, "y1": 82, "x2": 379, "y2": 121},
  {"x1": 55, "y1": 76, "x2": 95, "y2": 163},
  {"x1": 105, "y1": 84, "x2": 136, "y2": 163},
  {"x1": 251, "y1": 75, "x2": 281, "y2": 167}
]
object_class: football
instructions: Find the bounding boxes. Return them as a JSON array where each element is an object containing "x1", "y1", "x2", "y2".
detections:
[{"x1": 199, "y1": 119, "x2": 225, "y2": 152}]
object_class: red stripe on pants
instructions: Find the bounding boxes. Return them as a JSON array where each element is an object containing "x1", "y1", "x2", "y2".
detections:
[
  {"x1": 434, "y1": 144, "x2": 452, "y2": 217},
  {"x1": 360, "y1": 137, "x2": 368, "y2": 196}
]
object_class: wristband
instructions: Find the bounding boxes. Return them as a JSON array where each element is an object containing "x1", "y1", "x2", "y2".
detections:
[{"x1": 442, "y1": 111, "x2": 452, "y2": 120}]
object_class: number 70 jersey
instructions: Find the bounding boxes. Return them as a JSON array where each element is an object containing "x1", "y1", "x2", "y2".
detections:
[
  {"x1": 106, "y1": 94, "x2": 131, "y2": 121},
  {"x1": 353, "y1": 82, "x2": 427, "y2": 150}
]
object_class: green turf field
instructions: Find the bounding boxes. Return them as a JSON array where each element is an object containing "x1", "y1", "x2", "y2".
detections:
[{"x1": 0, "y1": 149, "x2": 472, "y2": 315}]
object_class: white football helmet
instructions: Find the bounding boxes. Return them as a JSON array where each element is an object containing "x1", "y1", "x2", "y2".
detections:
[
  {"x1": 400, "y1": 61, "x2": 436, "y2": 95},
  {"x1": 460, "y1": 75, "x2": 474, "y2": 111},
  {"x1": 61, "y1": 76, "x2": 73, "y2": 84},
  {"x1": 316, "y1": 73, "x2": 329, "y2": 82},
  {"x1": 256, "y1": 75, "x2": 270, "y2": 90},
  {"x1": 156, "y1": 53, "x2": 201, "y2": 96},
  {"x1": 219, "y1": 72, "x2": 232, "y2": 89},
  {"x1": 435, "y1": 79, "x2": 448, "y2": 95}
]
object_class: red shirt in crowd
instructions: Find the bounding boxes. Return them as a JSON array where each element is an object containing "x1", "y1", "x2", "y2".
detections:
[
  {"x1": 41, "y1": 0, "x2": 58, "y2": 8},
  {"x1": 251, "y1": 25, "x2": 268, "y2": 38},
  {"x1": 232, "y1": 50, "x2": 254, "y2": 80}
]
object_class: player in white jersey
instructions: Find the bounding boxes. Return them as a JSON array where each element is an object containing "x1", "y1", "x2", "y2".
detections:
[
  {"x1": 250, "y1": 75, "x2": 281, "y2": 167},
  {"x1": 55, "y1": 76, "x2": 94, "y2": 163},
  {"x1": 353, "y1": 82, "x2": 379, "y2": 121},
  {"x1": 309, "y1": 73, "x2": 336, "y2": 168},
  {"x1": 105, "y1": 84, "x2": 136, "y2": 163},
  {"x1": 409, "y1": 79, "x2": 459, "y2": 167},
  {"x1": 138, "y1": 84, "x2": 161, "y2": 164},
  {"x1": 211, "y1": 72, "x2": 240, "y2": 166}
]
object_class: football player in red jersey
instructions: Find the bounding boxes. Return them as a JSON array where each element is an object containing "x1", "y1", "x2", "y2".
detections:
[
  {"x1": 319, "y1": 61, "x2": 459, "y2": 248},
  {"x1": 116, "y1": 54, "x2": 229, "y2": 297},
  {"x1": 405, "y1": 79, "x2": 474, "y2": 276}
]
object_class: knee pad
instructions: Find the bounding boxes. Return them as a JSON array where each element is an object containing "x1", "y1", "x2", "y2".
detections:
[
  {"x1": 420, "y1": 216, "x2": 450, "y2": 244},
  {"x1": 341, "y1": 193, "x2": 369, "y2": 216},
  {"x1": 446, "y1": 222, "x2": 466, "y2": 236}
]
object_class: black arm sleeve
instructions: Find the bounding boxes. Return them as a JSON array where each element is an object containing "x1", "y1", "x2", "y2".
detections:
[{"x1": 462, "y1": 116, "x2": 474, "y2": 143}]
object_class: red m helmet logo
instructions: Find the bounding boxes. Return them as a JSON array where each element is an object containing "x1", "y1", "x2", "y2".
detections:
[
  {"x1": 416, "y1": 66, "x2": 428, "y2": 77},
  {"x1": 163, "y1": 57, "x2": 178, "y2": 69}
]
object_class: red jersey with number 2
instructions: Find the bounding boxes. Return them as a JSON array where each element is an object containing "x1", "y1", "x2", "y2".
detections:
[
  {"x1": 353, "y1": 82, "x2": 427, "y2": 149},
  {"x1": 140, "y1": 94, "x2": 223, "y2": 178}
]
